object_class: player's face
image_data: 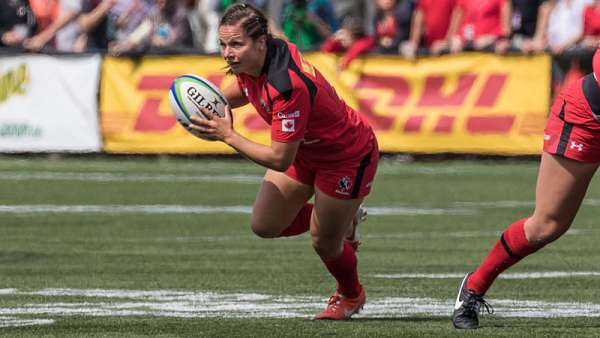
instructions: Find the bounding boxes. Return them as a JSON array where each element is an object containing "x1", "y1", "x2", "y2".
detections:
[{"x1": 219, "y1": 24, "x2": 266, "y2": 76}]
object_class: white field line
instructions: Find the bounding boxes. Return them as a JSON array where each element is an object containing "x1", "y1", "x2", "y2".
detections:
[
  {"x1": 0, "y1": 166, "x2": 525, "y2": 181},
  {"x1": 2, "y1": 200, "x2": 599, "y2": 216},
  {"x1": 161, "y1": 229, "x2": 584, "y2": 243},
  {"x1": 454, "y1": 199, "x2": 600, "y2": 208},
  {"x1": 374, "y1": 166, "x2": 473, "y2": 175},
  {"x1": 372, "y1": 271, "x2": 600, "y2": 279},
  {"x1": 368, "y1": 207, "x2": 474, "y2": 215},
  {"x1": 0, "y1": 205, "x2": 253, "y2": 214},
  {"x1": 0, "y1": 162, "x2": 256, "y2": 173},
  {"x1": 0, "y1": 205, "x2": 474, "y2": 216},
  {"x1": 363, "y1": 228, "x2": 583, "y2": 240},
  {"x1": 0, "y1": 287, "x2": 600, "y2": 328},
  {"x1": 0, "y1": 316, "x2": 54, "y2": 328},
  {"x1": 156, "y1": 229, "x2": 584, "y2": 243},
  {"x1": 375, "y1": 164, "x2": 537, "y2": 176},
  {"x1": 0, "y1": 171, "x2": 262, "y2": 183}
]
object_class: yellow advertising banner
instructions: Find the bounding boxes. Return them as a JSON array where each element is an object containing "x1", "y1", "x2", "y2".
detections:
[{"x1": 100, "y1": 53, "x2": 550, "y2": 154}]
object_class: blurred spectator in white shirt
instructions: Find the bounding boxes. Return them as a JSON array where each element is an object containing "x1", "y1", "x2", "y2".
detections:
[
  {"x1": 187, "y1": 0, "x2": 221, "y2": 53},
  {"x1": 109, "y1": 0, "x2": 154, "y2": 44},
  {"x1": 110, "y1": 0, "x2": 193, "y2": 55},
  {"x1": 546, "y1": 0, "x2": 593, "y2": 54}
]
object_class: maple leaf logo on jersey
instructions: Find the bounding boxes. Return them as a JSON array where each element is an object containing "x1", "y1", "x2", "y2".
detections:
[
  {"x1": 282, "y1": 119, "x2": 295, "y2": 132},
  {"x1": 335, "y1": 176, "x2": 352, "y2": 195}
]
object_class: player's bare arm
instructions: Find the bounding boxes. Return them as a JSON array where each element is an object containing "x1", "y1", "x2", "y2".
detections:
[
  {"x1": 222, "y1": 81, "x2": 249, "y2": 109},
  {"x1": 189, "y1": 107, "x2": 299, "y2": 172},
  {"x1": 225, "y1": 137, "x2": 300, "y2": 172}
]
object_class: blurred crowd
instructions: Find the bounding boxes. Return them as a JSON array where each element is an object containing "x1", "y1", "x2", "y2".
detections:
[{"x1": 1, "y1": 0, "x2": 599, "y2": 67}]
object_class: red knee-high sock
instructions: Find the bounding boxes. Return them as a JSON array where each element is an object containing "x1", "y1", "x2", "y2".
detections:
[
  {"x1": 467, "y1": 218, "x2": 540, "y2": 295},
  {"x1": 279, "y1": 203, "x2": 313, "y2": 237},
  {"x1": 322, "y1": 242, "x2": 362, "y2": 298}
]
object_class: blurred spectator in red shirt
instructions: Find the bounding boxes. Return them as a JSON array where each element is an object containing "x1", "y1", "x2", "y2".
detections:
[
  {"x1": 582, "y1": 0, "x2": 600, "y2": 50},
  {"x1": 332, "y1": 0, "x2": 414, "y2": 70},
  {"x1": 450, "y1": 0, "x2": 512, "y2": 54},
  {"x1": 29, "y1": 0, "x2": 60, "y2": 34},
  {"x1": 24, "y1": 0, "x2": 83, "y2": 52},
  {"x1": 510, "y1": 0, "x2": 552, "y2": 54},
  {"x1": 321, "y1": 16, "x2": 366, "y2": 54},
  {"x1": 401, "y1": 0, "x2": 457, "y2": 58}
]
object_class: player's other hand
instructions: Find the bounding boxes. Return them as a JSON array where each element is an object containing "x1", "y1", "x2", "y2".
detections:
[{"x1": 189, "y1": 104, "x2": 234, "y2": 142}]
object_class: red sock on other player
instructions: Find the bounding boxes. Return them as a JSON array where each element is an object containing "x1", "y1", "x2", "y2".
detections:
[
  {"x1": 467, "y1": 218, "x2": 540, "y2": 295},
  {"x1": 322, "y1": 241, "x2": 362, "y2": 298},
  {"x1": 279, "y1": 203, "x2": 313, "y2": 237}
]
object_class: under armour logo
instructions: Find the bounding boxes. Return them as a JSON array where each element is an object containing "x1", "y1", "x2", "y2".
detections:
[{"x1": 570, "y1": 141, "x2": 584, "y2": 152}]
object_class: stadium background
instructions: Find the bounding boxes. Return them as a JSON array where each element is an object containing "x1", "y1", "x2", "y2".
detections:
[
  {"x1": 0, "y1": 51, "x2": 557, "y2": 154},
  {"x1": 3, "y1": 0, "x2": 600, "y2": 336}
]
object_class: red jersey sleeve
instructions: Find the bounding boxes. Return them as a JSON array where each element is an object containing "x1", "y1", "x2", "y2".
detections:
[{"x1": 269, "y1": 82, "x2": 311, "y2": 143}]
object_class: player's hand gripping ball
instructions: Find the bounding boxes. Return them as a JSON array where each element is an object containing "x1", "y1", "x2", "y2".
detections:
[{"x1": 169, "y1": 74, "x2": 229, "y2": 141}]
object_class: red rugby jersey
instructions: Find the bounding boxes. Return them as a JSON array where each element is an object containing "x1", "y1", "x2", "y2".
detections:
[
  {"x1": 552, "y1": 73, "x2": 600, "y2": 131},
  {"x1": 236, "y1": 39, "x2": 374, "y2": 165}
]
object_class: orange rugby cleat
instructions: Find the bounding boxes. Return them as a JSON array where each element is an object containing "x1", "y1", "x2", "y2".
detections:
[{"x1": 313, "y1": 287, "x2": 366, "y2": 320}]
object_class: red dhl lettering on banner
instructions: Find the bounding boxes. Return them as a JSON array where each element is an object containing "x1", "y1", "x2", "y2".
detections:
[
  {"x1": 129, "y1": 72, "x2": 516, "y2": 135},
  {"x1": 354, "y1": 73, "x2": 508, "y2": 131},
  {"x1": 133, "y1": 74, "x2": 225, "y2": 132}
]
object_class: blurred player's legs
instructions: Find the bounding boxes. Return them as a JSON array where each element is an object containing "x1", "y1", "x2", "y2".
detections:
[
  {"x1": 346, "y1": 206, "x2": 367, "y2": 251},
  {"x1": 250, "y1": 169, "x2": 314, "y2": 238},
  {"x1": 311, "y1": 188, "x2": 365, "y2": 320},
  {"x1": 454, "y1": 153, "x2": 599, "y2": 329}
]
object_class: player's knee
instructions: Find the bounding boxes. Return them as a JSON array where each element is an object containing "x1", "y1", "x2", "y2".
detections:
[
  {"x1": 527, "y1": 217, "x2": 569, "y2": 246},
  {"x1": 250, "y1": 222, "x2": 279, "y2": 238}
]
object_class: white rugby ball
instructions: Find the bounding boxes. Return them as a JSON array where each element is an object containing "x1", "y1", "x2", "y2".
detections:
[{"x1": 169, "y1": 74, "x2": 228, "y2": 141}]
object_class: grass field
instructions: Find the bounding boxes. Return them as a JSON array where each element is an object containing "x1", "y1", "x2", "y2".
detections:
[{"x1": 1, "y1": 155, "x2": 600, "y2": 337}]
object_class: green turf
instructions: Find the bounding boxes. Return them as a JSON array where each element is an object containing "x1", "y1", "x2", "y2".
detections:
[{"x1": 0, "y1": 156, "x2": 599, "y2": 337}]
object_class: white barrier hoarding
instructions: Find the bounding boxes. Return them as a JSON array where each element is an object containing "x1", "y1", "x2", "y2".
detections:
[{"x1": 0, "y1": 54, "x2": 102, "y2": 152}]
